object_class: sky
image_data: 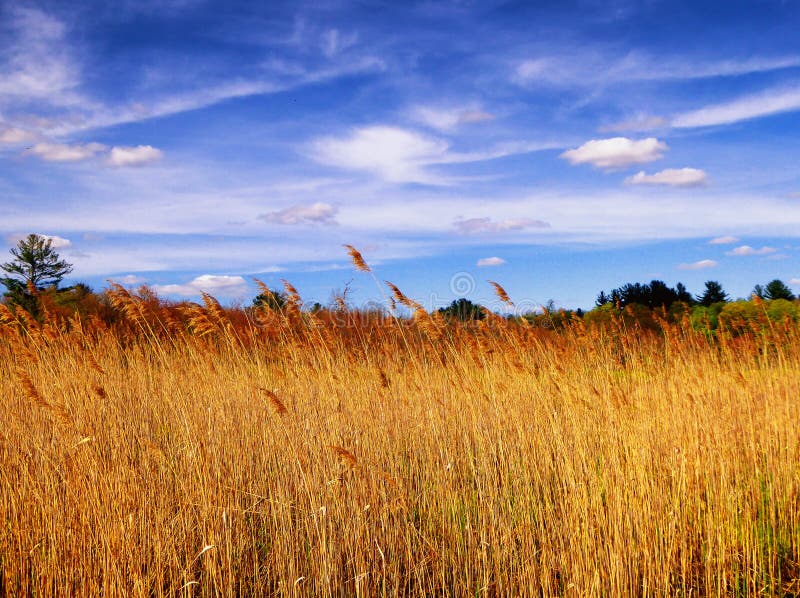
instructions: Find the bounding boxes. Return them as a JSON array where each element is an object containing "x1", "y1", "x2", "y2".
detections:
[{"x1": 1, "y1": 0, "x2": 799, "y2": 311}]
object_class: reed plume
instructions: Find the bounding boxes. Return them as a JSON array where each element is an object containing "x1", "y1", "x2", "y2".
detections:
[
  {"x1": 260, "y1": 388, "x2": 288, "y2": 416},
  {"x1": 488, "y1": 280, "x2": 513, "y2": 306},
  {"x1": 330, "y1": 445, "x2": 358, "y2": 467},
  {"x1": 385, "y1": 281, "x2": 422, "y2": 310},
  {"x1": 343, "y1": 244, "x2": 371, "y2": 272}
]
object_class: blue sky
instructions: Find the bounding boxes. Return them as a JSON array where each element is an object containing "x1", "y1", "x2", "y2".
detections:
[{"x1": 1, "y1": 0, "x2": 799, "y2": 310}]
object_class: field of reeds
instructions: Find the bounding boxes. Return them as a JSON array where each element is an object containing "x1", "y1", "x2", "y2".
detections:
[{"x1": 1, "y1": 255, "x2": 800, "y2": 596}]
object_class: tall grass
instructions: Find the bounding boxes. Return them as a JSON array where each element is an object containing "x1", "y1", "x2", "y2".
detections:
[{"x1": 0, "y1": 275, "x2": 799, "y2": 596}]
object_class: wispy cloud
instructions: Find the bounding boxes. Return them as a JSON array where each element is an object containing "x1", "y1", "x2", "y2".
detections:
[
  {"x1": 672, "y1": 86, "x2": 800, "y2": 128},
  {"x1": 409, "y1": 105, "x2": 495, "y2": 132},
  {"x1": 5, "y1": 232, "x2": 72, "y2": 248},
  {"x1": 24, "y1": 142, "x2": 106, "y2": 162},
  {"x1": 725, "y1": 245, "x2": 777, "y2": 256},
  {"x1": 309, "y1": 126, "x2": 552, "y2": 185},
  {"x1": 310, "y1": 126, "x2": 450, "y2": 184},
  {"x1": 320, "y1": 28, "x2": 358, "y2": 58},
  {"x1": 790, "y1": 278, "x2": 800, "y2": 286},
  {"x1": 59, "y1": 57, "x2": 385, "y2": 135},
  {"x1": 0, "y1": 6, "x2": 385, "y2": 137},
  {"x1": 599, "y1": 115, "x2": 667, "y2": 133},
  {"x1": 561, "y1": 137, "x2": 667, "y2": 169},
  {"x1": 708, "y1": 236, "x2": 739, "y2": 245},
  {"x1": 118, "y1": 274, "x2": 146, "y2": 285},
  {"x1": 453, "y1": 217, "x2": 550, "y2": 235},
  {"x1": 625, "y1": 168, "x2": 707, "y2": 187},
  {"x1": 0, "y1": 126, "x2": 39, "y2": 144},
  {"x1": 22, "y1": 141, "x2": 162, "y2": 166},
  {"x1": 260, "y1": 202, "x2": 338, "y2": 225},
  {"x1": 107, "y1": 145, "x2": 163, "y2": 167},
  {"x1": 678, "y1": 259, "x2": 718, "y2": 270},
  {"x1": 153, "y1": 274, "x2": 248, "y2": 296},
  {"x1": 477, "y1": 256, "x2": 506, "y2": 267},
  {"x1": 515, "y1": 52, "x2": 800, "y2": 87},
  {"x1": 0, "y1": 7, "x2": 82, "y2": 106}
]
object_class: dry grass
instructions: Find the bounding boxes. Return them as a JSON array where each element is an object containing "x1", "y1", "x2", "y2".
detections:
[{"x1": 1, "y1": 280, "x2": 799, "y2": 596}]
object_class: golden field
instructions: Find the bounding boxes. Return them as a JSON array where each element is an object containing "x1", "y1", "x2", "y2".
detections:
[{"x1": 1, "y1": 278, "x2": 799, "y2": 596}]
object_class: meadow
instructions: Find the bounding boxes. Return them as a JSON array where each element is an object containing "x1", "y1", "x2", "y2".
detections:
[{"x1": 1, "y1": 256, "x2": 799, "y2": 596}]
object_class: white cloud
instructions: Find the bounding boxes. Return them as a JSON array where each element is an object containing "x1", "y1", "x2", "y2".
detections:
[
  {"x1": 453, "y1": 217, "x2": 550, "y2": 234},
  {"x1": 54, "y1": 57, "x2": 385, "y2": 136},
  {"x1": 560, "y1": 137, "x2": 667, "y2": 169},
  {"x1": 107, "y1": 145, "x2": 163, "y2": 167},
  {"x1": 708, "y1": 235, "x2": 739, "y2": 245},
  {"x1": 599, "y1": 115, "x2": 667, "y2": 133},
  {"x1": 153, "y1": 274, "x2": 248, "y2": 297},
  {"x1": 260, "y1": 202, "x2": 338, "y2": 225},
  {"x1": 38, "y1": 234, "x2": 72, "y2": 249},
  {"x1": 309, "y1": 125, "x2": 554, "y2": 185},
  {"x1": 515, "y1": 53, "x2": 800, "y2": 87},
  {"x1": 672, "y1": 86, "x2": 800, "y2": 128},
  {"x1": 460, "y1": 110, "x2": 495, "y2": 124},
  {"x1": 5, "y1": 232, "x2": 71, "y2": 248},
  {"x1": 320, "y1": 28, "x2": 358, "y2": 58},
  {"x1": 477, "y1": 257, "x2": 506, "y2": 267},
  {"x1": 118, "y1": 274, "x2": 146, "y2": 285},
  {"x1": 0, "y1": 7, "x2": 82, "y2": 106},
  {"x1": 253, "y1": 266, "x2": 285, "y2": 274},
  {"x1": 410, "y1": 105, "x2": 495, "y2": 132},
  {"x1": 725, "y1": 245, "x2": 777, "y2": 256},
  {"x1": 0, "y1": 126, "x2": 38, "y2": 144},
  {"x1": 267, "y1": 178, "x2": 349, "y2": 194},
  {"x1": 310, "y1": 126, "x2": 451, "y2": 184},
  {"x1": 625, "y1": 168, "x2": 707, "y2": 187},
  {"x1": 790, "y1": 278, "x2": 800, "y2": 286},
  {"x1": 678, "y1": 259, "x2": 718, "y2": 270},
  {"x1": 24, "y1": 141, "x2": 105, "y2": 162}
]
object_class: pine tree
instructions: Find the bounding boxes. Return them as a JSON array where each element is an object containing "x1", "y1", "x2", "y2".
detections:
[{"x1": 1, "y1": 234, "x2": 73, "y2": 312}]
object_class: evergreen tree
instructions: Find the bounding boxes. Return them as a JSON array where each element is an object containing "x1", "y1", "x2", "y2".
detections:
[
  {"x1": 696, "y1": 280, "x2": 729, "y2": 307},
  {"x1": 252, "y1": 288, "x2": 287, "y2": 310},
  {"x1": 675, "y1": 282, "x2": 694, "y2": 305},
  {"x1": 1, "y1": 234, "x2": 73, "y2": 313},
  {"x1": 761, "y1": 279, "x2": 795, "y2": 301},
  {"x1": 595, "y1": 290, "x2": 610, "y2": 306}
]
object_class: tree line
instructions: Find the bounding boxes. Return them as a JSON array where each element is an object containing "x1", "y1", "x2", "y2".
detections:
[{"x1": 2, "y1": 234, "x2": 798, "y2": 329}]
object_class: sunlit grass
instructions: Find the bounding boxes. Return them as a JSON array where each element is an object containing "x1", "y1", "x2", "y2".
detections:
[{"x1": 1, "y1": 282, "x2": 799, "y2": 596}]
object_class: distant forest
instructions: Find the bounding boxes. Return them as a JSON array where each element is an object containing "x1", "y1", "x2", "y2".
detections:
[{"x1": 2, "y1": 234, "x2": 799, "y2": 334}]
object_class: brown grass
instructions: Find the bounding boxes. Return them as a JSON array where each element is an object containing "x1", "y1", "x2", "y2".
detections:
[{"x1": 1, "y1": 279, "x2": 799, "y2": 596}]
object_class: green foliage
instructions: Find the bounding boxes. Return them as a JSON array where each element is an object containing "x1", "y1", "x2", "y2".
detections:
[
  {"x1": 696, "y1": 280, "x2": 729, "y2": 307},
  {"x1": 716, "y1": 299, "x2": 798, "y2": 333},
  {"x1": 1, "y1": 234, "x2": 74, "y2": 314},
  {"x1": 1, "y1": 234, "x2": 73, "y2": 290},
  {"x1": 766, "y1": 298, "x2": 797, "y2": 322},
  {"x1": 717, "y1": 300, "x2": 759, "y2": 330},
  {"x1": 759, "y1": 279, "x2": 795, "y2": 301},
  {"x1": 525, "y1": 307, "x2": 583, "y2": 329},
  {"x1": 690, "y1": 302, "x2": 727, "y2": 331},
  {"x1": 597, "y1": 279, "x2": 693, "y2": 310},
  {"x1": 252, "y1": 289, "x2": 287, "y2": 311},
  {"x1": 438, "y1": 298, "x2": 485, "y2": 321},
  {"x1": 584, "y1": 302, "x2": 617, "y2": 326},
  {"x1": 51, "y1": 284, "x2": 96, "y2": 313}
]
